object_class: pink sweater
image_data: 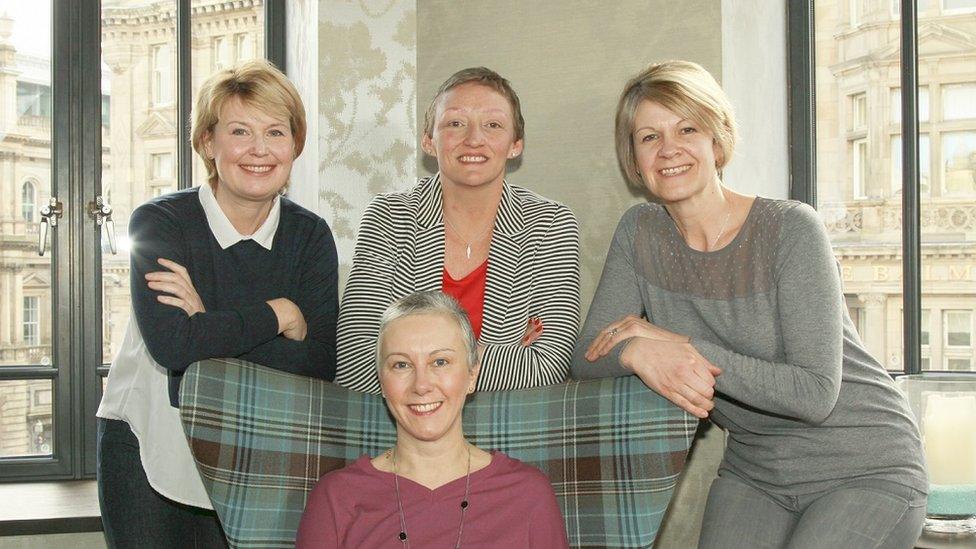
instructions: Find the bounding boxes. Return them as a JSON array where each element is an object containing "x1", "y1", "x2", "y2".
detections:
[{"x1": 296, "y1": 451, "x2": 569, "y2": 548}]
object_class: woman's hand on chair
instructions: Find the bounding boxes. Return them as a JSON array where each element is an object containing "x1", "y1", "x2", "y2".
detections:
[
  {"x1": 622, "y1": 338, "x2": 719, "y2": 418},
  {"x1": 586, "y1": 315, "x2": 721, "y2": 418},
  {"x1": 146, "y1": 258, "x2": 206, "y2": 316},
  {"x1": 267, "y1": 298, "x2": 308, "y2": 341}
]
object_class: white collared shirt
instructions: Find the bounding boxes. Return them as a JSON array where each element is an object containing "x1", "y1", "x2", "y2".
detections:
[{"x1": 97, "y1": 185, "x2": 281, "y2": 509}]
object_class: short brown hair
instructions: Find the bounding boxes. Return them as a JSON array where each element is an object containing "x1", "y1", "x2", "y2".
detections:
[
  {"x1": 191, "y1": 59, "x2": 307, "y2": 186},
  {"x1": 423, "y1": 67, "x2": 525, "y2": 142},
  {"x1": 615, "y1": 60, "x2": 738, "y2": 189}
]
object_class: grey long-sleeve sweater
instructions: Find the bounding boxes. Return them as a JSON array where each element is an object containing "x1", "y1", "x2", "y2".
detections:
[{"x1": 572, "y1": 198, "x2": 927, "y2": 495}]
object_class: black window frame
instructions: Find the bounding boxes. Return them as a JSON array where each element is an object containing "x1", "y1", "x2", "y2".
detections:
[
  {"x1": 788, "y1": 0, "x2": 931, "y2": 375},
  {"x1": 0, "y1": 0, "x2": 286, "y2": 483}
]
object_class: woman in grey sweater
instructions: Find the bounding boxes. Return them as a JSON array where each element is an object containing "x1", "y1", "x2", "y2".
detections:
[{"x1": 572, "y1": 60, "x2": 927, "y2": 548}]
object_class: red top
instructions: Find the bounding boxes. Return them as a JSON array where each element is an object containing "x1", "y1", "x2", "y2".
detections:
[{"x1": 441, "y1": 260, "x2": 488, "y2": 339}]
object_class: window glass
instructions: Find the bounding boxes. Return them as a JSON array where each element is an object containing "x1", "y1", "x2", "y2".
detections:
[
  {"x1": 151, "y1": 44, "x2": 173, "y2": 106},
  {"x1": 890, "y1": 134, "x2": 931, "y2": 196},
  {"x1": 942, "y1": 131, "x2": 976, "y2": 196},
  {"x1": 943, "y1": 0, "x2": 976, "y2": 12},
  {"x1": 891, "y1": 87, "x2": 929, "y2": 123},
  {"x1": 21, "y1": 181, "x2": 36, "y2": 221},
  {"x1": 852, "y1": 138, "x2": 869, "y2": 198},
  {"x1": 0, "y1": 380, "x2": 53, "y2": 458},
  {"x1": 0, "y1": 0, "x2": 55, "y2": 461},
  {"x1": 851, "y1": 93, "x2": 867, "y2": 130},
  {"x1": 943, "y1": 84, "x2": 976, "y2": 120},
  {"x1": 945, "y1": 310, "x2": 973, "y2": 347}
]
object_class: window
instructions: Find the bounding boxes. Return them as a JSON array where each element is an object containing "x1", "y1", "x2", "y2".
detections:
[
  {"x1": 151, "y1": 44, "x2": 173, "y2": 106},
  {"x1": 851, "y1": 93, "x2": 867, "y2": 130},
  {"x1": 852, "y1": 138, "x2": 869, "y2": 199},
  {"x1": 890, "y1": 87, "x2": 929, "y2": 123},
  {"x1": 23, "y1": 297, "x2": 39, "y2": 346},
  {"x1": 942, "y1": 0, "x2": 976, "y2": 13},
  {"x1": 795, "y1": 1, "x2": 976, "y2": 374},
  {"x1": 101, "y1": 94, "x2": 110, "y2": 128},
  {"x1": 213, "y1": 36, "x2": 231, "y2": 70},
  {"x1": 0, "y1": 1, "x2": 280, "y2": 481},
  {"x1": 891, "y1": 134, "x2": 931, "y2": 196},
  {"x1": 235, "y1": 33, "x2": 254, "y2": 62},
  {"x1": 150, "y1": 152, "x2": 174, "y2": 181},
  {"x1": 21, "y1": 181, "x2": 36, "y2": 222},
  {"x1": 16, "y1": 82, "x2": 52, "y2": 118},
  {"x1": 942, "y1": 131, "x2": 976, "y2": 196}
]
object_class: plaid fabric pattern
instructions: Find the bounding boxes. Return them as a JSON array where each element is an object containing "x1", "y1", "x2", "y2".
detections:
[{"x1": 180, "y1": 359, "x2": 697, "y2": 548}]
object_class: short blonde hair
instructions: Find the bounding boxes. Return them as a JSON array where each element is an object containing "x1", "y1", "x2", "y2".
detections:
[
  {"x1": 191, "y1": 59, "x2": 307, "y2": 186},
  {"x1": 423, "y1": 67, "x2": 525, "y2": 142},
  {"x1": 615, "y1": 60, "x2": 738, "y2": 189}
]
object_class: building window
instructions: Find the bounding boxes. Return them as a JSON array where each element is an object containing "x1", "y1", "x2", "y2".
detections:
[
  {"x1": 891, "y1": 87, "x2": 929, "y2": 124},
  {"x1": 942, "y1": 131, "x2": 976, "y2": 196},
  {"x1": 150, "y1": 152, "x2": 173, "y2": 181},
  {"x1": 213, "y1": 36, "x2": 231, "y2": 70},
  {"x1": 852, "y1": 138, "x2": 868, "y2": 199},
  {"x1": 151, "y1": 44, "x2": 173, "y2": 105},
  {"x1": 16, "y1": 82, "x2": 52, "y2": 118},
  {"x1": 797, "y1": 1, "x2": 976, "y2": 374},
  {"x1": 23, "y1": 297, "x2": 39, "y2": 346},
  {"x1": 851, "y1": 93, "x2": 867, "y2": 130},
  {"x1": 235, "y1": 33, "x2": 254, "y2": 62},
  {"x1": 101, "y1": 94, "x2": 110, "y2": 128},
  {"x1": 21, "y1": 181, "x2": 36, "y2": 222},
  {"x1": 945, "y1": 310, "x2": 973, "y2": 348},
  {"x1": 943, "y1": 0, "x2": 976, "y2": 13},
  {"x1": 891, "y1": 134, "x2": 931, "y2": 197}
]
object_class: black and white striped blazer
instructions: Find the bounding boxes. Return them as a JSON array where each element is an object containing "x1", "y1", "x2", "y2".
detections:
[{"x1": 334, "y1": 174, "x2": 581, "y2": 394}]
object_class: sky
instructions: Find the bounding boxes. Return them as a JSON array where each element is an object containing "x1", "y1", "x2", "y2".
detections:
[{"x1": 0, "y1": 1, "x2": 52, "y2": 58}]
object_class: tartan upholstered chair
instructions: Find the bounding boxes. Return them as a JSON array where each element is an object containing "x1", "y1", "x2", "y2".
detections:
[{"x1": 179, "y1": 358, "x2": 698, "y2": 548}]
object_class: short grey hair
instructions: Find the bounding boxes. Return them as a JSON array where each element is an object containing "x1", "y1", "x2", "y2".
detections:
[{"x1": 375, "y1": 291, "x2": 479, "y2": 371}]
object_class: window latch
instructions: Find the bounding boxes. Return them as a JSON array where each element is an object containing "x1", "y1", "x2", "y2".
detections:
[
  {"x1": 37, "y1": 197, "x2": 63, "y2": 257},
  {"x1": 88, "y1": 195, "x2": 117, "y2": 255}
]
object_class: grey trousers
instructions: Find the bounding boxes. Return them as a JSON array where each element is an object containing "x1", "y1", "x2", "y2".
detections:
[{"x1": 698, "y1": 472, "x2": 926, "y2": 549}]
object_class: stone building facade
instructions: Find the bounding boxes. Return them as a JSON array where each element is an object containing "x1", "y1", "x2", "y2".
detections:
[{"x1": 0, "y1": 0, "x2": 263, "y2": 457}]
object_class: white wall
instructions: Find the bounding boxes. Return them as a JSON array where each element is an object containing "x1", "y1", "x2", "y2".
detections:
[{"x1": 722, "y1": 0, "x2": 789, "y2": 199}]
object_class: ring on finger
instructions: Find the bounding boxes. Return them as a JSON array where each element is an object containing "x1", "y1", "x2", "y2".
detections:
[{"x1": 607, "y1": 327, "x2": 619, "y2": 336}]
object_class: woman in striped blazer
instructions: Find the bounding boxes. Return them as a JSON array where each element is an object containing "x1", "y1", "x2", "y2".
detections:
[{"x1": 335, "y1": 67, "x2": 581, "y2": 394}]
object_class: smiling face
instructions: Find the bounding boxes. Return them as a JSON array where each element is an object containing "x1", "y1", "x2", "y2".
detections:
[
  {"x1": 421, "y1": 82, "x2": 523, "y2": 190},
  {"x1": 378, "y1": 313, "x2": 478, "y2": 445},
  {"x1": 203, "y1": 96, "x2": 295, "y2": 205},
  {"x1": 632, "y1": 100, "x2": 722, "y2": 204}
]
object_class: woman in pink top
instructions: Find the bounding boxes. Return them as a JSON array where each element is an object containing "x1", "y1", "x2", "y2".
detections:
[{"x1": 297, "y1": 291, "x2": 568, "y2": 548}]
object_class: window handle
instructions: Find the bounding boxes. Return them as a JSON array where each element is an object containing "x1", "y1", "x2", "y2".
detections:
[
  {"x1": 37, "y1": 197, "x2": 63, "y2": 257},
  {"x1": 89, "y1": 195, "x2": 116, "y2": 255}
]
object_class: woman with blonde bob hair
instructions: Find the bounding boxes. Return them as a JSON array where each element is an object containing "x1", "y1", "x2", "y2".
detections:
[
  {"x1": 97, "y1": 59, "x2": 338, "y2": 548},
  {"x1": 572, "y1": 60, "x2": 927, "y2": 548},
  {"x1": 299, "y1": 291, "x2": 568, "y2": 547}
]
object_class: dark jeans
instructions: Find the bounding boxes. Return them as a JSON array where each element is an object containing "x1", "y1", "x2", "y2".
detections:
[{"x1": 97, "y1": 418, "x2": 228, "y2": 549}]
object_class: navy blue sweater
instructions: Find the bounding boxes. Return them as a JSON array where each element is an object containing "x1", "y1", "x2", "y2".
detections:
[{"x1": 128, "y1": 188, "x2": 338, "y2": 406}]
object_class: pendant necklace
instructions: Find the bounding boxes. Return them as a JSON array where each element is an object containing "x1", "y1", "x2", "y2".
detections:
[
  {"x1": 391, "y1": 445, "x2": 472, "y2": 548},
  {"x1": 673, "y1": 194, "x2": 733, "y2": 251},
  {"x1": 443, "y1": 214, "x2": 494, "y2": 259}
]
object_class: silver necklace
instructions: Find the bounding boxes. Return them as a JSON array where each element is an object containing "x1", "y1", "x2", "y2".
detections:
[
  {"x1": 443, "y1": 214, "x2": 494, "y2": 259},
  {"x1": 391, "y1": 446, "x2": 472, "y2": 548},
  {"x1": 674, "y1": 202, "x2": 733, "y2": 251}
]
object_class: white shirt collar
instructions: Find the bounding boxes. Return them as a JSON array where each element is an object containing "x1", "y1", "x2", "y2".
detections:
[{"x1": 198, "y1": 183, "x2": 280, "y2": 250}]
